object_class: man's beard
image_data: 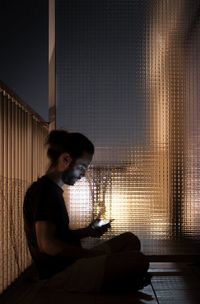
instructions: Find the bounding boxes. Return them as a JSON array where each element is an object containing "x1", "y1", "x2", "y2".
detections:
[{"x1": 61, "y1": 170, "x2": 78, "y2": 185}]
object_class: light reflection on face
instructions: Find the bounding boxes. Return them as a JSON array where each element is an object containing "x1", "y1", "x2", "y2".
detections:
[{"x1": 62, "y1": 154, "x2": 92, "y2": 186}]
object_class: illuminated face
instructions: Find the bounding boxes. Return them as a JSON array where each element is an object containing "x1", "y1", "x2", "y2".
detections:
[{"x1": 62, "y1": 153, "x2": 92, "y2": 186}]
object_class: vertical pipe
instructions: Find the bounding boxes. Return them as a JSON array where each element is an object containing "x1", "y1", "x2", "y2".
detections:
[{"x1": 49, "y1": 0, "x2": 56, "y2": 131}]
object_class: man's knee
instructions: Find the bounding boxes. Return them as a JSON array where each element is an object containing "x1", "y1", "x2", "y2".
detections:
[{"x1": 120, "y1": 232, "x2": 141, "y2": 251}]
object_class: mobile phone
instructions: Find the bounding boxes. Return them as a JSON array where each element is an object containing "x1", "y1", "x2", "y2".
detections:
[
  {"x1": 97, "y1": 219, "x2": 111, "y2": 227},
  {"x1": 92, "y1": 218, "x2": 114, "y2": 229}
]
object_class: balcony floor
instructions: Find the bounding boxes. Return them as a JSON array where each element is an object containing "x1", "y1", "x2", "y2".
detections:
[
  {"x1": 1, "y1": 239, "x2": 200, "y2": 303},
  {"x1": 1, "y1": 261, "x2": 200, "y2": 304}
]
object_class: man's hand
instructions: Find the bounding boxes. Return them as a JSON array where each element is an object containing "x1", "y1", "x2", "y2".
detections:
[{"x1": 87, "y1": 219, "x2": 111, "y2": 238}]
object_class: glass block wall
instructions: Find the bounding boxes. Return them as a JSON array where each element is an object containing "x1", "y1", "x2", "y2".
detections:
[
  {"x1": 55, "y1": 0, "x2": 200, "y2": 246},
  {"x1": 183, "y1": 2, "x2": 200, "y2": 239}
]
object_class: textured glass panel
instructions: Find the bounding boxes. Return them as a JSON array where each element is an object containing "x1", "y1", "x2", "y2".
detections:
[
  {"x1": 55, "y1": 0, "x2": 200, "y2": 249},
  {"x1": 183, "y1": 2, "x2": 200, "y2": 239}
]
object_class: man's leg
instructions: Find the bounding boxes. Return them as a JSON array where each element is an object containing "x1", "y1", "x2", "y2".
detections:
[
  {"x1": 95, "y1": 232, "x2": 141, "y2": 254},
  {"x1": 102, "y1": 250, "x2": 149, "y2": 292}
]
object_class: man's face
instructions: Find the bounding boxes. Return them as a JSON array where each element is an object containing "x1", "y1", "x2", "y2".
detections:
[{"x1": 62, "y1": 152, "x2": 92, "y2": 186}]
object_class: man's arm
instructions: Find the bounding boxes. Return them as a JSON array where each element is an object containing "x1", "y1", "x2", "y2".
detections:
[
  {"x1": 70, "y1": 227, "x2": 91, "y2": 239},
  {"x1": 35, "y1": 221, "x2": 103, "y2": 258},
  {"x1": 70, "y1": 221, "x2": 110, "y2": 239}
]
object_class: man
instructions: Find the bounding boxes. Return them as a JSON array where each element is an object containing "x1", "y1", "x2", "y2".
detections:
[{"x1": 23, "y1": 129, "x2": 150, "y2": 293}]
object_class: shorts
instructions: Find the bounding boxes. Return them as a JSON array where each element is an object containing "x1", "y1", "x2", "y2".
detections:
[{"x1": 46, "y1": 254, "x2": 107, "y2": 293}]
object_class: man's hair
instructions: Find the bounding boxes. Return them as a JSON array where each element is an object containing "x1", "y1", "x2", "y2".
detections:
[{"x1": 45, "y1": 130, "x2": 94, "y2": 164}]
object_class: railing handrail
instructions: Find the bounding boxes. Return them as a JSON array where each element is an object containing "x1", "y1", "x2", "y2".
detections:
[{"x1": 0, "y1": 79, "x2": 49, "y2": 128}]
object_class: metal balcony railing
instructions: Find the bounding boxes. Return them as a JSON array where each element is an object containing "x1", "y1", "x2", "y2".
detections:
[{"x1": 0, "y1": 80, "x2": 49, "y2": 293}]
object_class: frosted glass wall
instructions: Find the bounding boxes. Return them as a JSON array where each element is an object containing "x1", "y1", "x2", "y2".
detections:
[{"x1": 55, "y1": 0, "x2": 200, "y2": 245}]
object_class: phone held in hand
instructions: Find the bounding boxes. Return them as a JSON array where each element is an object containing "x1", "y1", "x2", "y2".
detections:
[{"x1": 91, "y1": 219, "x2": 114, "y2": 229}]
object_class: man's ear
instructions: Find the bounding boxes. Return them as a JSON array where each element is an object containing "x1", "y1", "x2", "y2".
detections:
[{"x1": 61, "y1": 152, "x2": 72, "y2": 168}]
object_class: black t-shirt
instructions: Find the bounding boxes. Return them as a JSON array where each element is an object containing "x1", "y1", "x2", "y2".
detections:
[{"x1": 23, "y1": 175, "x2": 81, "y2": 279}]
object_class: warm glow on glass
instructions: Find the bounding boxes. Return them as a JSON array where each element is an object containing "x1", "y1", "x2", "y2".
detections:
[{"x1": 64, "y1": 177, "x2": 93, "y2": 229}]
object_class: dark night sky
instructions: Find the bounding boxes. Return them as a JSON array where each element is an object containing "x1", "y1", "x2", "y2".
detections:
[
  {"x1": 56, "y1": 0, "x2": 147, "y2": 147},
  {"x1": 0, "y1": 0, "x2": 147, "y2": 143},
  {"x1": 0, "y1": 0, "x2": 48, "y2": 121}
]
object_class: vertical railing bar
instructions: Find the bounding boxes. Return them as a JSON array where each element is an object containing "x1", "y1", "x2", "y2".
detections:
[
  {"x1": 7, "y1": 97, "x2": 11, "y2": 285},
  {"x1": 0, "y1": 92, "x2": 5, "y2": 292},
  {"x1": 19, "y1": 105, "x2": 23, "y2": 272},
  {"x1": 3, "y1": 93, "x2": 8, "y2": 290},
  {"x1": 21, "y1": 108, "x2": 24, "y2": 271},
  {"x1": 12, "y1": 98, "x2": 17, "y2": 280},
  {"x1": 16, "y1": 101, "x2": 20, "y2": 277}
]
